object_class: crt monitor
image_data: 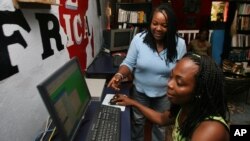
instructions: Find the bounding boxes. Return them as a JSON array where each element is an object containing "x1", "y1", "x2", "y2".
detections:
[
  {"x1": 37, "y1": 57, "x2": 91, "y2": 141},
  {"x1": 103, "y1": 29, "x2": 133, "y2": 52}
]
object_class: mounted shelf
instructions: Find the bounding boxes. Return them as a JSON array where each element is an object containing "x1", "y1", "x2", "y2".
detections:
[
  {"x1": 111, "y1": 2, "x2": 152, "y2": 29},
  {"x1": 16, "y1": 0, "x2": 59, "y2": 9}
]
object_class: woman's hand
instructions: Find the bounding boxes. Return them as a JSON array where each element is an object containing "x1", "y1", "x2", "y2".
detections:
[
  {"x1": 107, "y1": 73, "x2": 123, "y2": 91},
  {"x1": 114, "y1": 94, "x2": 135, "y2": 106}
]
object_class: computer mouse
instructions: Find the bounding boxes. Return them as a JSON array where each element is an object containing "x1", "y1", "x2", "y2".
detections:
[
  {"x1": 109, "y1": 99, "x2": 117, "y2": 105},
  {"x1": 109, "y1": 95, "x2": 119, "y2": 105}
]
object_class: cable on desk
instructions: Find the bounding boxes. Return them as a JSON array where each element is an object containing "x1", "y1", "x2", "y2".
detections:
[
  {"x1": 35, "y1": 129, "x2": 54, "y2": 141},
  {"x1": 48, "y1": 127, "x2": 57, "y2": 141},
  {"x1": 40, "y1": 116, "x2": 53, "y2": 141},
  {"x1": 34, "y1": 116, "x2": 53, "y2": 141}
]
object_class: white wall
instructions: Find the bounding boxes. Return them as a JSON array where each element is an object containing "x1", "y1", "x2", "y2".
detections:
[{"x1": 0, "y1": 0, "x2": 105, "y2": 140}]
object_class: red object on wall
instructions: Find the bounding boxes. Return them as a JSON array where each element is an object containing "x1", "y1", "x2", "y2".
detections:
[{"x1": 58, "y1": 0, "x2": 91, "y2": 72}]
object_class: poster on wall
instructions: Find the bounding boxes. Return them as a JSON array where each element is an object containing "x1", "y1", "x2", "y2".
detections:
[
  {"x1": 210, "y1": 1, "x2": 229, "y2": 22},
  {"x1": 210, "y1": 1, "x2": 229, "y2": 29}
]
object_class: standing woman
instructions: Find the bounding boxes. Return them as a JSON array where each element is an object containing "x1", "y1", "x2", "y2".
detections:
[{"x1": 108, "y1": 3, "x2": 186, "y2": 141}]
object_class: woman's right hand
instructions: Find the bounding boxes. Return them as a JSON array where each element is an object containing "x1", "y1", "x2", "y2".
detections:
[
  {"x1": 114, "y1": 94, "x2": 135, "y2": 106},
  {"x1": 107, "y1": 73, "x2": 123, "y2": 91}
]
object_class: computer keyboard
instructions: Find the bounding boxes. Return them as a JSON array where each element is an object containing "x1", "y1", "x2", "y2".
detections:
[{"x1": 86, "y1": 105, "x2": 121, "y2": 141}]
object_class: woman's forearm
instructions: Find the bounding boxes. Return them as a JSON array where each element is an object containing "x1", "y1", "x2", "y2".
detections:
[{"x1": 131, "y1": 99, "x2": 170, "y2": 125}]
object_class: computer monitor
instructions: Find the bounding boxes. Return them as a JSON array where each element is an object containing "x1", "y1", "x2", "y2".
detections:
[
  {"x1": 103, "y1": 29, "x2": 133, "y2": 52},
  {"x1": 37, "y1": 57, "x2": 91, "y2": 141}
]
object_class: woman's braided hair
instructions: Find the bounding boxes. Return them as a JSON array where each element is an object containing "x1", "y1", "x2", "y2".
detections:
[{"x1": 178, "y1": 52, "x2": 230, "y2": 139}]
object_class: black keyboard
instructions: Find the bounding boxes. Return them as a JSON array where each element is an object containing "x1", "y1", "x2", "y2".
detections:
[{"x1": 86, "y1": 105, "x2": 121, "y2": 141}]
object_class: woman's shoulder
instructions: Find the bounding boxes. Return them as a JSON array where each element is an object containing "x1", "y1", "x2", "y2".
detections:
[
  {"x1": 176, "y1": 36, "x2": 186, "y2": 45},
  {"x1": 176, "y1": 36, "x2": 185, "y2": 43},
  {"x1": 130, "y1": 31, "x2": 146, "y2": 45},
  {"x1": 176, "y1": 36, "x2": 187, "y2": 51},
  {"x1": 192, "y1": 120, "x2": 229, "y2": 141},
  {"x1": 134, "y1": 31, "x2": 147, "y2": 39}
]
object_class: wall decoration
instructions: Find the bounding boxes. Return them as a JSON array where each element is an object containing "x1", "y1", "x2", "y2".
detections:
[
  {"x1": 209, "y1": 1, "x2": 229, "y2": 29},
  {"x1": 210, "y1": 1, "x2": 229, "y2": 22},
  {"x1": 59, "y1": 0, "x2": 92, "y2": 71}
]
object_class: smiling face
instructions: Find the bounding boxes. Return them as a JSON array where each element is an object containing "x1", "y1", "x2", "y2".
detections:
[
  {"x1": 167, "y1": 58, "x2": 199, "y2": 105},
  {"x1": 150, "y1": 11, "x2": 168, "y2": 41}
]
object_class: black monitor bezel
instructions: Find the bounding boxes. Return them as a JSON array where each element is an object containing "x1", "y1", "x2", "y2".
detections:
[{"x1": 37, "y1": 57, "x2": 91, "y2": 141}]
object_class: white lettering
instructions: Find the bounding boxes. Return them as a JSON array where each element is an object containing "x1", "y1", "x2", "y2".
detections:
[
  {"x1": 63, "y1": 14, "x2": 74, "y2": 47},
  {"x1": 65, "y1": 0, "x2": 78, "y2": 10},
  {"x1": 73, "y1": 14, "x2": 82, "y2": 45},
  {"x1": 241, "y1": 129, "x2": 247, "y2": 135},
  {"x1": 234, "y1": 129, "x2": 241, "y2": 136},
  {"x1": 234, "y1": 129, "x2": 247, "y2": 136}
]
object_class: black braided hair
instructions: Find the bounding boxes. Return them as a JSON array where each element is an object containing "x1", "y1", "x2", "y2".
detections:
[
  {"x1": 143, "y1": 3, "x2": 180, "y2": 63},
  {"x1": 177, "y1": 52, "x2": 230, "y2": 139}
]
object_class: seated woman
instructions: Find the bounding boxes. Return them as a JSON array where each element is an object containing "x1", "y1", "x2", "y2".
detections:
[
  {"x1": 113, "y1": 53, "x2": 230, "y2": 141},
  {"x1": 188, "y1": 28, "x2": 211, "y2": 56}
]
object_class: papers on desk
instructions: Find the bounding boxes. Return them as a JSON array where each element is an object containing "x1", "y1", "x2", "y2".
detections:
[{"x1": 102, "y1": 94, "x2": 126, "y2": 111}]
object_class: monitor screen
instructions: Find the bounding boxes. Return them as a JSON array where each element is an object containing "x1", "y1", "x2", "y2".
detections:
[
  {"x1": 37, "y1": 57, "x2": 91, "y2": 141},
  {"x1": 103, "y1": 29, "x2": 132, "y2": 52}
]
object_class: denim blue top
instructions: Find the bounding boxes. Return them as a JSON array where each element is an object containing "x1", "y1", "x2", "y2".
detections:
[{"x1": 121, "y1": 32, "x2": 187, "y2": 97}]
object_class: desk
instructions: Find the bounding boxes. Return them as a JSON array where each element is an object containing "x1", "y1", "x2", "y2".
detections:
[
  {"x1": 224, "y1": 75, "x2": 250, "y2": 104},
  {"x1": 86, "y1": 52, "x2": 118, "y2": 79},
  {"x1": 75, "y1": 85, "x2": 131, "y2": 141}
]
